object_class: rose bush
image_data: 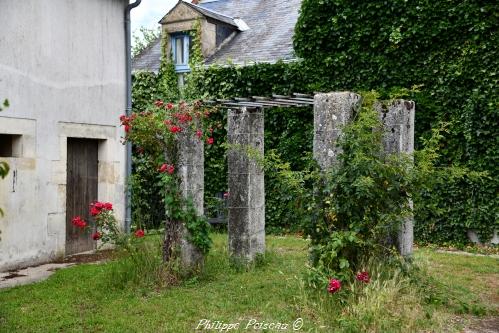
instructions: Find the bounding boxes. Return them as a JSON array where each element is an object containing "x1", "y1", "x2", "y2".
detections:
[
  {"x1": 71, "y1": 201, "x2": 144, "y2": 248},
  {"x1": 121, "y1": 100, "x2": 216, "y2": 262}
]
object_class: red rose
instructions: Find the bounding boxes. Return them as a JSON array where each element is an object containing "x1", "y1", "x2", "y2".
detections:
[
  {"x1": 92, "y1": 232, "x2": 102, "y2": 240},
  {"x1": 159, "y1": 164, "x2": 168, "y2": 173},
  {"x1": 327, "y1": 278, "x2": 341, "y2": 294},
  {"x1": 356, "y1": 271, "x2": 370, "y2": 283},
  {"x1": 90, "y1": 202, "x2": 105, "y2": 216},
  {"x1": 154, "y1": 100, "x2": 164, "y2": 107},
  {"x1": 206, "y1": 137, "x2": 214, "y2": 145},
  {"x1": 119, "y1": 114, "x2": 127, "y2": 122},
  {"x1": 177, "y1": 114, "x2": 192, "y2": 123},
  {"x1": 124, "y1": 125, "x2": 131, "y2": 133},
  {"x1": 166, "y1": 103, "x2": 174, "y2": 110},
  {"x1": 159, "y1": 164, "x2": 175, "y2": 174},
  {"x1": 94, "y1": 202, "x2": 105, "y2": 209},
  {"x1": 134, "y1": 229, "x2": 145, "y2": 238},
  {"x1": 90, "y1": 207, "x2": 100, "y2": 216},
  {"x1": 167, "y1": 164, "x2": 175, "y2": 175},
  {"x1": 196, "y1": 129, "x2": 203, "y2": 138},
  {"x1": 169, "y1": 126, "x2": 182, "y2": 134},
  {"x1": 104, "y1": 202, "x2": 113, "y2": 211},
  {"x1": 71, "y1": 216, "x2": 87, "y2": 229}
]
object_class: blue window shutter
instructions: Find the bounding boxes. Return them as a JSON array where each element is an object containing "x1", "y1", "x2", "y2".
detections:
[{"x1": 171, "y1": 33, "x2": 191, "y2": 73}]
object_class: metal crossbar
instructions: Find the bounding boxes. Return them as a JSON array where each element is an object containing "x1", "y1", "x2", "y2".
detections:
[{"x1": 203, "y1": 93, "x2": 315, "y2": 109}]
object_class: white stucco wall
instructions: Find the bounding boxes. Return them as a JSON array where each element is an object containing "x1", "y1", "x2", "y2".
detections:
[{"x1": 0, "y1": 0, "x2": 128, "y2": 271}]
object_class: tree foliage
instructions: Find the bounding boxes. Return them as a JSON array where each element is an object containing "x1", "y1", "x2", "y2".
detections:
[{"x1": 132, "y1": 27, "x2": 160, "y2": 59}]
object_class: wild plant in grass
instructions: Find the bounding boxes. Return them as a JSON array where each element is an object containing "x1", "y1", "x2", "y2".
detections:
[{"x1": 294, "y1": 259, "x2": 446, "y2": 333}]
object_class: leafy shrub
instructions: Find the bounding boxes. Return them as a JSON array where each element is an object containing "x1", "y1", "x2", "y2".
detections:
[{"x1": 304, "y1": 96, "x2": 420, "y2": 284}]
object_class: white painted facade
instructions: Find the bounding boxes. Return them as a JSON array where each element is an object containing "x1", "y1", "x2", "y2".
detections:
[{"x1": 0, "y1": 0, "x2": 128, "y2": 271}]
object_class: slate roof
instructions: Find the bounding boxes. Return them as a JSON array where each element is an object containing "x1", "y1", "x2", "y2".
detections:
[
  {"x1": 132, "y1": 0, "x2": 302, "y2": 72},
  {"x1": 201, "y1": 0, "x2": 301, "y2": 65},
  {"x1": 180, "y1": 1, "x2": 238, "y2": 28},
  {"x1": 133, "y1": 37, "x2": 162, "y2": 73}
]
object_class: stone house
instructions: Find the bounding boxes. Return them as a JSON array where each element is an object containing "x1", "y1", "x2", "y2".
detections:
[
  {"x1": 132, "y1": 0, "x2": 302, "y2": 78},
  {"x1": 0, "y1": 0, "x2": 140, "y2": 271}
]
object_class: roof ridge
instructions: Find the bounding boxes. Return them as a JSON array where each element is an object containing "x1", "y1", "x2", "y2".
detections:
[{"x1": 183, "y1": 0, "x2": 235, "y2": 20}]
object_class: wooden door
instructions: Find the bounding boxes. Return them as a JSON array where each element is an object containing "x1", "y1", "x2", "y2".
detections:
[{"x1": 66, "y1": 138, "x2": 98, "y2": 255}]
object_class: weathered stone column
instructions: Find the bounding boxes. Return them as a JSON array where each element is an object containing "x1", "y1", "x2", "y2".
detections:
[
  {"x1": 377, "y1": 100, "x2": 415, "y2": 258},
  {"x1": 177, "y1": 130, "x2": 205, "y2": 269},
  {"x1": 313, "y1": 92, "x2": 361, "y2": 169},
  {"x1": 227, "y1": 107, "x2": 265, "y2": 262}
]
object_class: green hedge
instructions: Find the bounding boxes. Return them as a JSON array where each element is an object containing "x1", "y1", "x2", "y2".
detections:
[
  {"x1": 293, "y1": 0, "x2": 498, "y2": 173},
  {"x1": 415, "y1": 171, "x2": 498, "y2": 245},
  {"x1": 293, "y1": 0, "x2": 498, "y2": 244},
  {"x1": 191, "y1": 64, "x2": 316, "y2": 233}
]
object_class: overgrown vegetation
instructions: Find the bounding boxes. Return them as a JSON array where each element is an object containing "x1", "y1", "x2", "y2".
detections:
[
  {"x1": 132, "y1": 65, "x2": 315, "y2": 232},
  {"x1": 130, "y1": 1, "x2": 498, "y2": 245},
  {"x1": 0, "y1": 235, "x2": 496, "y2": 332},
  {"x1": 304, "y1": 94, "x2": 417, "y2": 285},
  {"x1": 293, "y1": 0, "x2": 499, "y2": 245}
]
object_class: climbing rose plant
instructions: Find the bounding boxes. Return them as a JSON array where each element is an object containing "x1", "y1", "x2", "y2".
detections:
[{"x1": 120, "y1": 100, "x2": 216, "y2": 261}]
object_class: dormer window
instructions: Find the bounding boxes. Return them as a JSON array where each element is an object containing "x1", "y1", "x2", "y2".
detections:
[{"x1": 172, "y1": 33, "x2": 191, "y2": 73}]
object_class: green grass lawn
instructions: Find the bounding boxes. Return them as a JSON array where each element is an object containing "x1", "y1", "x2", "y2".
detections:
[{"x1": 0, "y1": 234, "x2": 497, "y2": 332}]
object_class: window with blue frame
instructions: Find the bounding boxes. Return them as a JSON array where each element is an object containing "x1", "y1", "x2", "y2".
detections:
[{"x1": 171, "y1": 34, "x2": 191, "y2": 73}]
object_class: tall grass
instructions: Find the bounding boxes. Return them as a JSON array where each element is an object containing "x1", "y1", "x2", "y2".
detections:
[
  {"x1": 99, "y1": 235, "x2": 488, "y2": 332},
  {"x1": 293, "y1": 259, "x2": 449, "y2": 333},
  {"x1": 104, "y1": 234, "x2": 277, "y2": 291},
  {"x1": 105, "y1": 236, "x2": 180, "y2": 290}
]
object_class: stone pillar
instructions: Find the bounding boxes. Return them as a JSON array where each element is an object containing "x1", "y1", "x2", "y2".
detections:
[
  {"x1": 377, "y1": 100, "x2": 415, "y2": 258},
  {"x1": 227, "y1": 107, "x2": 265, "y2": 262},
  {"x1": 313, "y1": 92, "x2": 361, "y2": 169},
  {"x1": 177, "y1": 130, "x2": 205, "y2": 269}
]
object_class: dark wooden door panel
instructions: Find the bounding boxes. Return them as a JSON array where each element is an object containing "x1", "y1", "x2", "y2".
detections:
[{"x1": 66, "y1": 138, "x2": 98, "y2": 255}]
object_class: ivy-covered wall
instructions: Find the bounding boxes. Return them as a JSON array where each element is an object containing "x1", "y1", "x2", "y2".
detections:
[
  {"x1": 132, "y1": 0, "x2": 498, "y2": 244},
  {"x1": 292, "y1": 0, "x2": 498, "y2": 244}
]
